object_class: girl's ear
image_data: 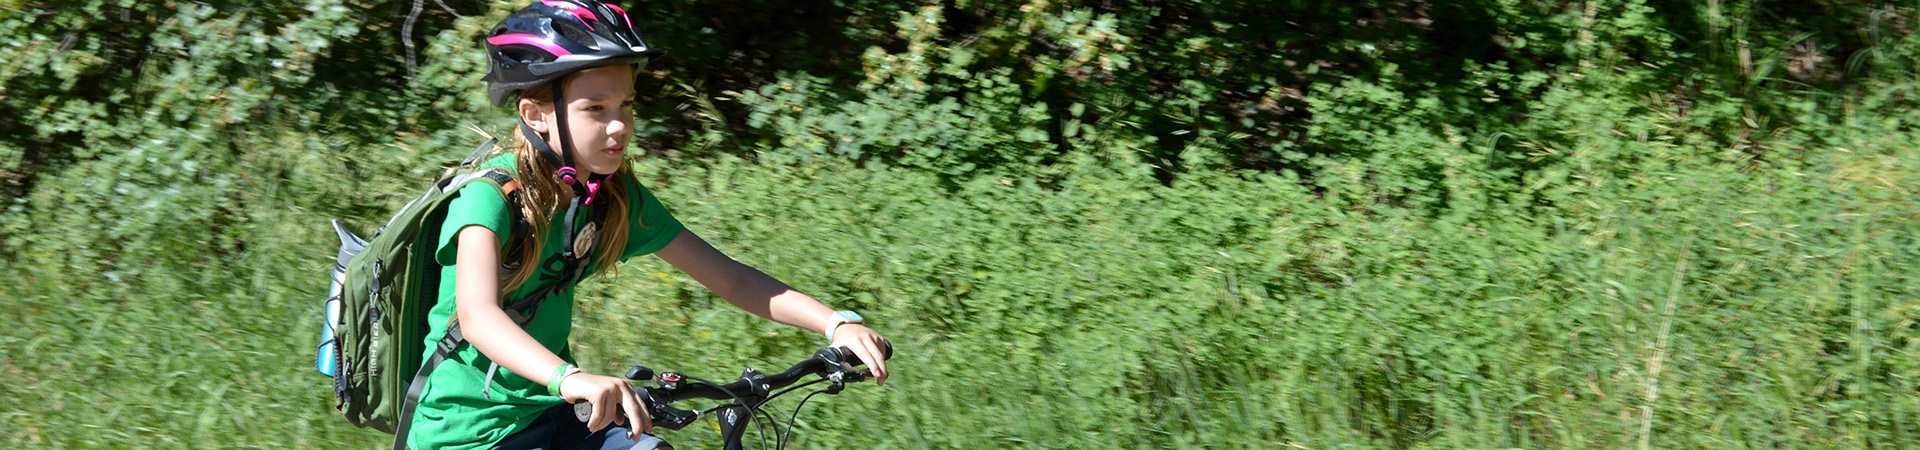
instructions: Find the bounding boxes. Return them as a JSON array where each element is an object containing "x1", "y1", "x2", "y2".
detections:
[{"x1": 518, "y1": 98, "x2": 550, "y2": 134}]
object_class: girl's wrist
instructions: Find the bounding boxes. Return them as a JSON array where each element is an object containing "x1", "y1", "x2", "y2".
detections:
[
  {"x1": 822, "y1": 310, "x2": 864, "y2": 341},
  {"x1": 548, "y1": 363, "x2": 581, "y2": 395}
]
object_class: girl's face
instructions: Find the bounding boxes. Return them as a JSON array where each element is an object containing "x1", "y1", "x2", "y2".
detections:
[{"x1": 520, "y1": 65, "x2": 637, "y2": 176}]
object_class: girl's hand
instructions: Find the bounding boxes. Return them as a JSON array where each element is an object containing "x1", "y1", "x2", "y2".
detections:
[
  {"x1": 558, "y1": 371, "x2": 653, "y2": 439},
  {"x1": 828, "y1": 324, "x2": 890, "y2": 386}
]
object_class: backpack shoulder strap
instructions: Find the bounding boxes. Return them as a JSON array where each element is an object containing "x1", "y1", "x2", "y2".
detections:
[
  {"x1": 470, "y1": 167, "x2": 533, "y2": 274},
  {"x1": 393, "y1": 167, "x2": 525, "y2": 450},
  {"x1": 438, "y1": 166, "x2": 525, "y2": 239},
  {"x1": 394, "y1": 322, "x2": 465, "y2": 450},
  {"x1": 440, "y1": 166, "x2": 516, "y2": 195},
  {"x1": 476, "y1": 167, "x2": 519, "y2": 197}
]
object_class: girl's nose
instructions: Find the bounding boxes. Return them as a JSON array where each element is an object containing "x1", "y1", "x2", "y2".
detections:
[{"x1": 607, "y1": 115, "x2": 629, "y2": 138}]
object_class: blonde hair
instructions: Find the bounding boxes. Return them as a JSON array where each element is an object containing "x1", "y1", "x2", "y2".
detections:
[{"x1": 494, "y1": 79, "x2": 634, "y2": 294}]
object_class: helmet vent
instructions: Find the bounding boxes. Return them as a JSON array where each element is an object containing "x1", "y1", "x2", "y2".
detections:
[
  {"x1": 553, "y1": 21, "x2": 599, "y2": 51},
  {"x1": 498, "y1": 45, "x2": 550, "y2": 64}
]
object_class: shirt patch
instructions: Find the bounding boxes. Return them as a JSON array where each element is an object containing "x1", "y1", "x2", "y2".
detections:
[{"x1": 574, "y1": 222, "x2": 598, "y2": 256}]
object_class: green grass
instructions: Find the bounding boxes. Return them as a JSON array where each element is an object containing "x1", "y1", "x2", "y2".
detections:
[
  {"x1": 8, "y1": 92, "x2": 1920, "y2": 449},
  {"x1": 6, "y1": 1, "x2": 1920, "y2": 448},
  {"x1": 11, "y1": 99, "x2": 1920, "y2": 448}
]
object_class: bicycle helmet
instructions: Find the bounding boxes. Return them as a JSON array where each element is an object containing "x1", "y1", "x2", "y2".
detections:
[
  {"x1": 483, "y1": 0, "x2": 662, "y2": 107},
  {"x1": 483, "y1": 0, "x2": 659, "y2": 203}
]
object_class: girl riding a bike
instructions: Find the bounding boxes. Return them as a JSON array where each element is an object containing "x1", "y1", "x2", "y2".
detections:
[{"x1": 406, "y1": 2, "x2": 892, "y2": 449}]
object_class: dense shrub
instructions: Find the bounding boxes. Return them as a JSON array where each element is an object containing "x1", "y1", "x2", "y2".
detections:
[{"x1": 2, "y1": 0, "x2": 1917, "y2": 448}]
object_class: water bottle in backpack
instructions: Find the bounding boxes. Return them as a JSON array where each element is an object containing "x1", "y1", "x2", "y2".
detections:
[{"x1": 317, "y1": 220, "x2": 368, "y2": 377}]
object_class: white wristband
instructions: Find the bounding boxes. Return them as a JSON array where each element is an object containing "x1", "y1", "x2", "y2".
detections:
[{"x1": 823, "y1": 310, "x2": 863, "y2": 341}]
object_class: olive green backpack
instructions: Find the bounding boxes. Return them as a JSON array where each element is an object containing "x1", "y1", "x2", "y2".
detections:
[
  {"x1": 315, "y1": 139, "x2": 605, "y2": 450},
  {"x1": 315, "y1": 140, "x2": 523, "y2": 427},
  {"x1": 318, "y1": 135, "x2": 606, "y2": 450}
]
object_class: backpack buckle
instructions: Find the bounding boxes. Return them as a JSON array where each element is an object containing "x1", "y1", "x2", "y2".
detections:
[{"x1": 437, "y1": 326, "x2": 465, "y2": 354}]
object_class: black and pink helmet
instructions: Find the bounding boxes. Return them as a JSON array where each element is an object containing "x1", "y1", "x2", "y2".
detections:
[{"x1": 483, "y1": 0, "x2": 661, "y2": 106}]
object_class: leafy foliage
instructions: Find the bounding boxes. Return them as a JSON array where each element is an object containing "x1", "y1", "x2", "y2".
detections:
[{"x1": 3, "y1": 0, "x2": 1919, "y2": 448}]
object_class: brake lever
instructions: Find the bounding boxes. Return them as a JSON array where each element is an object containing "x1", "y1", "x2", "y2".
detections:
[{"x1": 826, "y1": 368, "x2": 875, "y2": 384}]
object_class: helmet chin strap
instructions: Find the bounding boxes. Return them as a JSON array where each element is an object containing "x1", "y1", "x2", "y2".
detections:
[
  {"x1": 517, "y1": 79, "x2": 603, "y2": 264},
  {"x1": 520, "y1": 79, "x2": 602, "y2": 205}
]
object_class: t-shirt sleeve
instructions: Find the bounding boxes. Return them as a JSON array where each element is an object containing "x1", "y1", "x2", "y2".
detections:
[
  {"x1": 435, "y1": 181, "x2": 515, "y2": 266},
  {"x1": 621, "y1": 176, "x2": 685, "y2": 261}
]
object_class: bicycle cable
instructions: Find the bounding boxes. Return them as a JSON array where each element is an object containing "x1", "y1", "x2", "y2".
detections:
[
  {"x1": 760, "y1": 378, "x2": 829, "y2": 407},
  {"x1": 681, "y1": 373, "x2": 772, "y2": 450},
  {"x1": 747, "y1": 376, "x2": 841, "y2": 449},
  {"x1": 750, "y1": 378, "x2": 833, "y2": 450},
  {"x1": 778, "y1": 388, "x2": 833, "y2": 450},
  {"x1": 753, "y1": 405, "x2": 776, "y2": 450}
]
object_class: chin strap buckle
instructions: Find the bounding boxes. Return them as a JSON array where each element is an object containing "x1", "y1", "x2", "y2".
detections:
[
  {"x1": 555, "y1": 166, "x2": 602, "y2": 205},
  {"x1": 581, "y1": 179, "x2": 601, "y2": 205}
]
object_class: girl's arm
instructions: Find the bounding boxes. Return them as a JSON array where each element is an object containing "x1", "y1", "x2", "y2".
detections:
[
  {"x1": 653, "y1": 229, "x2": 891, "y2": 385},
  {"x1": 452, "y1": 225, "x2": 651, "y2": 436}
]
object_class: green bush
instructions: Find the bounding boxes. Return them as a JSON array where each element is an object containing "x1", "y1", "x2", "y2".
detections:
[{"x1": 3, "y1": 0, "x2": 1918, "y2": 448}]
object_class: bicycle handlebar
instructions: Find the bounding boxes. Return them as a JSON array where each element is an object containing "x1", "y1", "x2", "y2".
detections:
[
  {"x1": 572, "y1": 340, "x2": 893, "y2": 431},
  {"x1": 654, "y1": 342, "x2": 891, "y2": 403}
]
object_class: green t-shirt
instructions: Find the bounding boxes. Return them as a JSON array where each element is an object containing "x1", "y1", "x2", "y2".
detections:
[{"x1": 407, "y1": 155, "x2": 684, "y2": 450}]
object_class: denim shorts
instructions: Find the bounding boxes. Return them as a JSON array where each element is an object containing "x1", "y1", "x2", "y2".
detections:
[{"x1": 489, "y1": 403, "x2": 670, "y2": 450}]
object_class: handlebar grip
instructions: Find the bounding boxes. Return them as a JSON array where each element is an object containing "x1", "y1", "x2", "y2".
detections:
[{"x1": 831, "y1": 339, "x2": 893, "y2": 365}]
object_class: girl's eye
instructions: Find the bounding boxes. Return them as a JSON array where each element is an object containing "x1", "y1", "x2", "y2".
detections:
[{"x1": 585, "y1": 105, "x2": 604, "y2": 112}]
